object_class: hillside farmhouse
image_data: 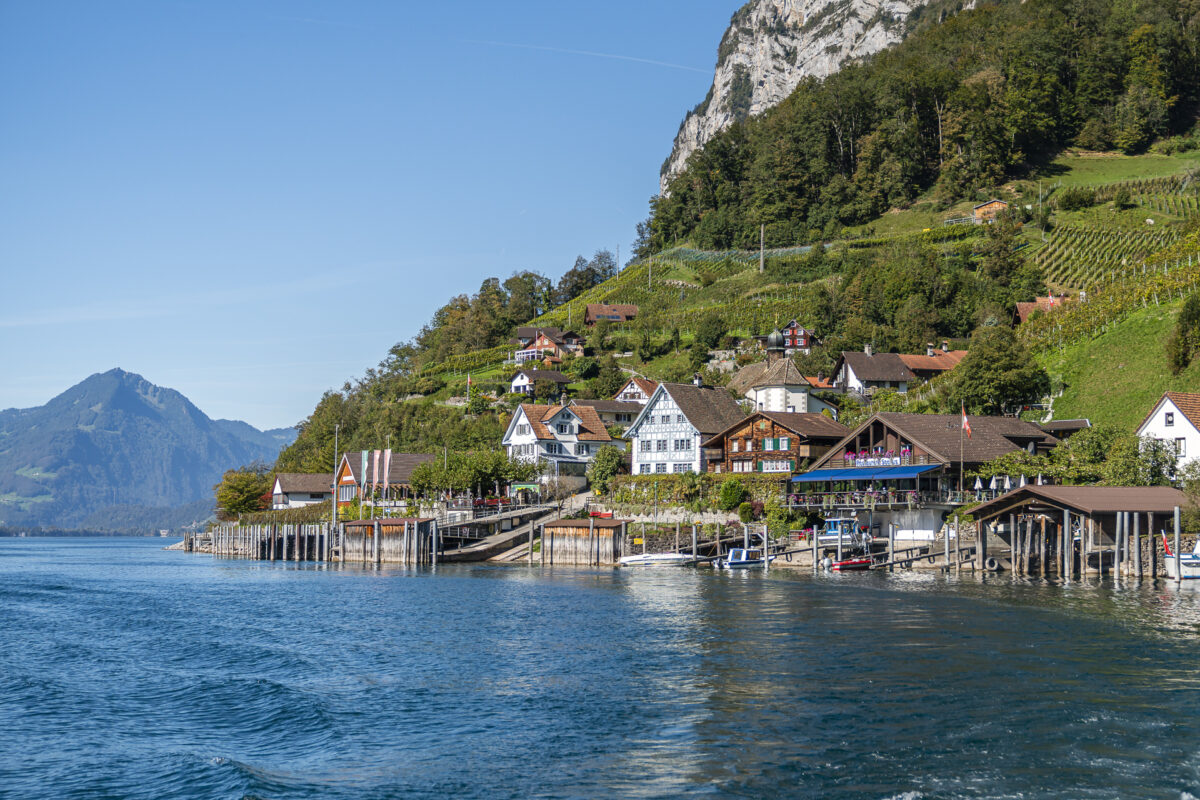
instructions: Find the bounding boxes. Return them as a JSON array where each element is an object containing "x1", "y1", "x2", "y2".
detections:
[
  {"x1": 613, "y1": 376, "x2": 659, "y2": 405},
  {"x1": 502, "y1": 403, "x2": 613, "y2": 480},
  {"x1": 510, "y1": 369, "x2": 571, "y2": 396},
  {"x1": 703, "y1": 412, "x2": 847, "y2": 475},
  {"x1": 1136, "y1": 392, "x2": 1200, "y2": 472},
  {"x1": 585, "y1": 303, "x2": 638, "y2": 325},
  {"x1": 626, "y1": 378, "x2": 746, "y2": 474}
]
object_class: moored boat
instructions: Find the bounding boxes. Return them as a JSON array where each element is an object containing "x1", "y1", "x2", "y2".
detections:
[
  {"x1": 618, "y1": 552, "x2": 693, "y2": 567},
  {"x1": 831, "y1": 556, "x2": 873, "y2": 572},
  {"x1": 718, "y1": 547, "x2": 775, "y2": 569},
  {"x1": 1162, "y1": 533, "x2": 1200, "y2": 580}
]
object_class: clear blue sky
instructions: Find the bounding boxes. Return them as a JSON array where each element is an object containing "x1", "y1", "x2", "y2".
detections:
[{"x1": 0, "y1": 0, "x2": 736, "y2": 429}]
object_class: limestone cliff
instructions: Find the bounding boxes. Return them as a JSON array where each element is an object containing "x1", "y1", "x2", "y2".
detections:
[{"x1": 661, "y1": 0, "x2": 931, "y2": 193}]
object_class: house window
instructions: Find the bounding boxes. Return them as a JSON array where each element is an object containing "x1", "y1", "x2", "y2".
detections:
[
  {"x1": 676, "y1": 414, "x2": 685, "y2": 424},
  {"x1": 575, "y1": 443, "x2": 589, "y2": 455},
  {"x1": 655, "y1": 464, "x2": 667, "y2": 473},
  {"x1": 779, "y1": 437, "x2": 790, "y2": 449},
  {"x1": 1178, "y1": 438, "x2": 1187, "y2": 457},
  {"x1": 731, "y1": 440, "x2": 739, "y2": 453},
  {"x1": 656, "y1": 440, "x2": 668, "y2": 451},
  {"x1": 640, "y1": 464, "x2": 651, "y2": 475},
  {"x1": 673, "y1": 464, "x2": 692, "y2": 473},
  {"x1": 517, "y1": 424, "x2": 530, "y2": 435},
  {"x1": 1166, "y1": 412, "x2": 1175, "y2": 426},
  {"x1": 764, "y1": 438, "x2": 774, "y2": 452},
  {"x1": 545, "y1": 443, "x2": 561, "y2": 455},
  {"x1": 557, "y1": 423, "x2": 571, "y2": 434}
]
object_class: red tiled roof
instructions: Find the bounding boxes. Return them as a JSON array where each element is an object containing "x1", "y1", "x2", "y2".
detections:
[
  {"x1": 515, "y1": 404, "x2": 612, "y2": 442},
  {"x1": 1016, "y1": 296, "x2": 1071, "y2": 324},
  {"x1": 1137, "y1": 392, "x2": 1200, "y2": 433},
  {"x1": 897, "y1": 350, "x2": 968, "y2": 373}
]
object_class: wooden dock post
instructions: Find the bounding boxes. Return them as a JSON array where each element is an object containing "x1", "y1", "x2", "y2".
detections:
[
  {"x1": 954, "y1": 516, "x2": 961, "y2": 574},
  {"x1": 837, "y1": 523, "x2": 844, "y2": 563},
  {"x1": 888, "y1": 522, "x2": 895, "y2": 574},
  {"x1": 813, "y1": 525, "x2": 820, "y2": 574},
  {"x1": 1149, "y1": 512, "x2": 1157, "y2": 577},
  {"x1": 1008, "y1": 513, "x2": 1016, "y2": 579},
  {"x1": 589, "y1": 517, "x2": 596, "y2": 567},
  {"x1": 373, "y1": 519, "x2": 381, "y2": 565},
  {"x1": 1117, "y1": 512, "x2": 1126, "y2": 584},
  {"x1": 945, "y1": 522, "x2": 952, "y2": 574},
  {"x1": 742, "y1": 523, "x2": 749, "y2": 551},
  {"x1": 641, "y1": 522, "x2": 646, "y2": 556},
  {"x1": 691, "y1": 524, "x2": 697, "y2": 559},
  {"x1": 675, "y1": 521, "x2": 680, "y2": 553},
  {"x1": 977, "y1": 521, "x2": 987, "y2": 571},
  {"x1": 1175, "y1": 506, "x2": 1182, "y2": 585},
  {"x1": 1134, "y1": 512, "x2": 1142, "y2": 578}
]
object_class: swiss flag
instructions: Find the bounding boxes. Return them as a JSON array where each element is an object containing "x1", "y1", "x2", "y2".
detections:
[{"x1": 961, "y1": 403, "x2": 972, "y2": 438}]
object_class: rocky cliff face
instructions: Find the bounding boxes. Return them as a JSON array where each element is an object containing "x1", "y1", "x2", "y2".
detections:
[{"x1": 661, "y1": 0, "x2": 930, "y2": 193}]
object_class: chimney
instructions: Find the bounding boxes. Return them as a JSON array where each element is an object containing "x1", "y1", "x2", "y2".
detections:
[
  {"x1": 926, "y1": 342, "x2": 935, "y2": 357},
  {"x1": 864, "y1": 343, "x2": 873, "y2": 356},
  {"x1": 817, "y1": 370, "x2": 825, "y2": 383},
  {"x1": 559, "y1": 390, "x2": 568, "y2": 407},
  {"x1": 692, "y1": 373, "x2": 703, "y2": 387},
  {"x1": 942, "y1": 340, "x2": 949, "y2": 352}
]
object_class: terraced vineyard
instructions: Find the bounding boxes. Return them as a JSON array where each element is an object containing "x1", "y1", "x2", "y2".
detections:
[{"x1": 1034, "y1": 225, "x2": 1179, "y2": 289}]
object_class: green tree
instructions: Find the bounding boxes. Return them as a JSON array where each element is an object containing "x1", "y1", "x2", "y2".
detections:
[
  {"x1": 1167, "y1": 292, "x2": 1200, "y2": 374},
  {"x1": 534, "y1": 379, "x2": 559, "y2": 403},
  {"x1": 592, "y1": 355, "x2": 625, "y2": 398},
  {"x1": 587, "y1": 446, "x2": 625, "y2": 495},
  {"x1": 717, "y1": 478, "x2": 749, "y2": 511},
  {"x1": 694, "y1": 312, "x2": 725, "y2": 350},
  {"x1": 948, "y1": 326, "x2": 1049, "y2": 414},
  {"x1": 214, "y1": 463, "x2": 273, "y2": 521}
]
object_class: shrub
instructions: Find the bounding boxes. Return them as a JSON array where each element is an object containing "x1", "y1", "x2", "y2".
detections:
[
  {"x1": 717, "y1": 478, "x2": 749, "y2": 511},
  {"x1": 738, "y1": 502, "x2": 754, "y2": 523},
  {"x1": 1055, "y1": 186, "x2": 1097, "y2": 211}
]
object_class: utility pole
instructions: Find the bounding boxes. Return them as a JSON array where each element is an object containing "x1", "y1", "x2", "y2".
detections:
[
  {"x1": 648, "y1": 253, "x2": 652, "y2": 290},
  {"x1": 759, "y1": 223, "x2": 765, "y2": 273},
  {"x1": 331, "y1": 424, "x2": 339, "y2": 525}
]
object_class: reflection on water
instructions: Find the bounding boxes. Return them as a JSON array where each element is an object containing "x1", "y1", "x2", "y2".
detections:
[{"x1": 2, "y1": 538, "x2": 1200, "y2": 799}]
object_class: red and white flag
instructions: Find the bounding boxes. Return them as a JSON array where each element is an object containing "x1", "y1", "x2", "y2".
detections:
[
  {"x1": 961, "y1": 403, "x2": 972, "y2": 439},
  {"x1": 383, "y1": 449, "x2": 392, "y2": 491}
]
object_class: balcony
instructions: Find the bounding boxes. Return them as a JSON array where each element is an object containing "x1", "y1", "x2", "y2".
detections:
[{"x1": 786, "y1": 488, "x2": 994, "y2": 512}]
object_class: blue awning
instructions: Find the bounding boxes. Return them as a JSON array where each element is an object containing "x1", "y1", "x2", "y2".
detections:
[{"x1": 791, "y1": 464, "x2": 941, "y2": 483}]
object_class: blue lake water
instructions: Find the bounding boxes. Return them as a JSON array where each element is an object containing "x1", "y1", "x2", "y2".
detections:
[{"x1": 3, "y1": 537, "x2": 1200, "y2": 799}]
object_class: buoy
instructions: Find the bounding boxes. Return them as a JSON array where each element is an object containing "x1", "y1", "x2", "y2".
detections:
[
  {"x1": 985, "y1": 556, "x2": 1001, "y2": 572},
  {"x1": 821, "y1": 556, "x2": 833, "y2": 570}
]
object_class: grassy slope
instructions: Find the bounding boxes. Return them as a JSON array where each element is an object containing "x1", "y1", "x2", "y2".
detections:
[
  {"x1": 1039, "y1": 298, "x2": 1200, "y2": 431},
  {"x1": 1050, "y1": 151, "x2": 1200, "y2": 185}
]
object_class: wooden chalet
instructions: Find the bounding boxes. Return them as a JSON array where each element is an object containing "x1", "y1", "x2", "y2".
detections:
[
  {"x1": 896, "y1": 341, "x2": 968, "y2": 381},
  {"x1": 335, "y1": 451, "x2": 437, "y2": 508},
  {"x1": 584, "y1": 303, "x2": 638, "y2": 326},
  {"x1": 702, "y1": 412, "x2": 847, "y2": 475},
  {"x1": 973, "y1": 199, "x2": 1009, "y2": 223},
  {"x1": 791, "y1": 412, "x2": 1058, "y2": 540}
]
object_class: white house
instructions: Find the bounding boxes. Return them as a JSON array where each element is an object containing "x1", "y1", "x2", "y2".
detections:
[
  {"x1": 728, "y1": 358, "x2": 836, "y2": 416},
  {"x1": 833, "y1": 345, "x2": 916, "y2": 395},
  {"x1": 625, "y1": 379, "x2": 746, "y2": 475},
  {"x1": 1136, "y1": 392, "x2": 1200, "y2": 471},
  {"x1": 502, "y1": 403, "x2": 614, "y2": 479},
  {"x1": 271, "y1": 473, "x2": 333, "y2": 510},
  {"x1": 510, "y1": 369, "x2": 571, "y2": 396},
  {"x1": 613, "y1": 376, "x2": 658, "y2": 405}
]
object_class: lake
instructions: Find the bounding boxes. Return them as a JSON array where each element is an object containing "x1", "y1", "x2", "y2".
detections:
[{"x1": 2, "y1": 537, "x2": 1200, "y2": 799}]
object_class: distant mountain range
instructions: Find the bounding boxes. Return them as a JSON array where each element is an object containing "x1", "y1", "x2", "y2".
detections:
[{"x1": 0, "y1": 369, "x2": 296, "y2": 533}]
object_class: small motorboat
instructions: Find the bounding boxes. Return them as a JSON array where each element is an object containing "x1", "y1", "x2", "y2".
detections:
[
  {"x1": 618, "y1": 552, "x2": 692, "y2": 567},
  {"x1": 718, "y1": 547, "x2": 775, "y2": 569},
  {"x1": 831, "y1": 556, "x2": 873, "y2": 572},
  {"x1": 1162, "y1": 533, "x2": 1200, "y2": 580}
]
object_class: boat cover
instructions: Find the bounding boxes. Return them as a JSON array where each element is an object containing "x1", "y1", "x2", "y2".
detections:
[{"x1": 791, "y1": 464, "x2": 941, "y2": 483}]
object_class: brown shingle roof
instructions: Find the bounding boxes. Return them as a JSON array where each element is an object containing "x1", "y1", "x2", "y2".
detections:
[
  {"x1": 585, "y1": 303, "x2": 638, "y2": 324},
  {"x1": 516, "y1": 404, "x2": 612, "y2": 442},
  {"x1": 702, "y1": 411, "x2": 846, "y2": 447},
  {"x1": 1015, "y1": 296, "x2": 1071, "y2": 324},
  {"x1": 615, "y1": 376, "x2": 658, "y2": 399},
  {"x1": 660, "y1": 382, "x2": 747, "y2": 437},
  {"x1": 570, "y1": 399, "x2": 644, "y2": 415},
  {"x1": 275, "y1": 473, "x2": 333, "y2": 494},
  {"x1": 729, "y1": 359, "x2": 812, "y2": 395},
  {"x1": 516, "y1": 369, "x2": 571, "y2": 383},
  {"x1": 971, "y1": 485, "x2": 1186, "y2": 518},
  {"x1": 341, "y1": 453, "x2": 437, "y2": 485},
  {"x1": 814, "y1": 412, "x2": 1058, "y2": 468},
  {"x1": 896, "y1": 350, "x2": 968, "y2": 373},
  {"x1": 839, "y1": 351, "x2": 917, "y2": 383},
  {"x1": 1140, "y1": 391, "x2": 1200, "y2": 432},
  {"x1": 514, "y1": 326, "x2": 562, "y2": 341}
]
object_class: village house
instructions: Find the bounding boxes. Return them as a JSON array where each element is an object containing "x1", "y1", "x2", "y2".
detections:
[
  {"x1": 569, "y1": 398, "x2": 642, "y2": 428},
  {"x1": 584, "y1": 303, "x2": 638, "y2": 326},
  {"x1": 754, "y1": 320, "x2": 819, "y2": 355},
  {"x1": 1039, "y1": 418, "x2": 1092, "y2": 440},
  {"x1": 502, "y1": 403, "x2": 614, "y2": 484},
  {"x1": 833, "y1": 345, "x2": 917, "y2": 395},
  {"x1": 973, "y1": 199, "x2": 1009, "y2": 224},
  {"x1": 1015, "y1": 294, "x2": 1072, "y2": 324},
  {"x1": 334, "y1": 451, "x2": 437, "y2": 508},
  {"x1": 896, "y1": 341, "x2": 969, "y2": 381},
  {"x1": 625, "y1": 378, "x2": 746, "y2": 475},
  {"x1": 613, "y1": 376, "x2": 659, "y2": 405},
  {"x1": 792, "y1": 412, "x2": 1058, "y2": 540},
  {"x1": 512, "y1": 328, "x2": 583, "y2": 365},
  {"x1": 270, "y1": 473, "x2": 333, "y2": 510},
  {"x1": 728, "y1": 356, "x2": 837, "y2": 415},
  {"x1": 510, "y1": 368, "x2": 571, "y2": 396},
  {"x1": 702, "y1": 412, "x2": 847, "y2": 475},
  {"x1": 1136, "y1": 392, "x2": 1200, "y2": 472}
]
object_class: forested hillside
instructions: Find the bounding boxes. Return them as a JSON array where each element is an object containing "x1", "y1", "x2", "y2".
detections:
[{"x1": 646, "y1": 0, "x2": 1200, "y2": 251}]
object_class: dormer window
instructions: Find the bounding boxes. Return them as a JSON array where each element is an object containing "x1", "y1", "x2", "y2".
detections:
[
  {"x1": 1166, "y1": 412, "x2": 1175, "y2": 427},
  {"x1": 557, "y1": 423, "x2": 571, "y2": 434}
]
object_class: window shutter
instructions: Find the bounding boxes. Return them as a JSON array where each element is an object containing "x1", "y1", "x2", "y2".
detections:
[
  {"x1": 756, "y1": 461, "x2": 762, "y2": 472},
  {"x1": 789, "y1": 459, "x2": 796, "y2": 471}
]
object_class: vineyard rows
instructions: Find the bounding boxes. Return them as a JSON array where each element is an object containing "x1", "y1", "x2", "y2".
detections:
[
  {"x1": 1088, "y1": 168, "x2": 1198, "y2": 202},
  {"x1": 1034, "y1": 225, "x2": 1179, "y2": 288}
]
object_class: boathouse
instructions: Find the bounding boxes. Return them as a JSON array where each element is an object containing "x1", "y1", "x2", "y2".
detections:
[
  {"x1": 968, "y1": 485, "x2": 1188, "y2": 577},
  {"x1": 791, "y1": 412, "x2": 1058, "y2": 540},
  {"x1": 341, "y1": 517, "x2": 439, "y2": 565},
  {"x1": 539, "y1": 517, "x2": 630, "y2": 565}
]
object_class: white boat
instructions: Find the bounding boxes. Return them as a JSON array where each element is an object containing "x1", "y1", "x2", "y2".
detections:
[
  {"x1": 618, "y1": 552, "x2": 693, "y2": 567},
  {"x1": 815, "y1": 517, "x2": 870, "y2": 547},
  {"x1": 718, "y1": 547, "x2": 775, "y2": 569},
  {"x1": 1162, "y1": 533, "x2": 1200, "y2": 580}
]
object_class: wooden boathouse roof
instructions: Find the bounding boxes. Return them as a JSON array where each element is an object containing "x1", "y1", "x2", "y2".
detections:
[{"x1": 971, "y1": 486, "x2": 1186, "y2": 520}]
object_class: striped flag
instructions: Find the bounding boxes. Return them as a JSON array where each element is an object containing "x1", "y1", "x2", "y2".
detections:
[
  {"x1": 360, "y1": 450, "x2": 368, "y2": 499},
  {"x1": 383, "y1": 449, "x2": 392, "y2": 495},
  {"x1": 961, "y1": 403, "x2": 972, "y2": 439},
  {"x1": 372, "y1": 449, "x2": 381, "y2": 494}
]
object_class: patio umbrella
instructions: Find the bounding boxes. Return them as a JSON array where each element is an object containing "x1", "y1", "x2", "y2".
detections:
[
  {"x1": 1019, "y1": 474, "x2": 1027, "y2": 487},
  {"x1": 1003, "y1": 475, "x2": 1013, "y2": 491},
  {"x1": 988, "y1": 476, "x2": 998, "y2": 491},
  {"x1": 1036, "y1": 474, "x2": 1044, "y2": 485},
  {"x1": 973, "y1": 477, "x2": 983, "y2": 490}
]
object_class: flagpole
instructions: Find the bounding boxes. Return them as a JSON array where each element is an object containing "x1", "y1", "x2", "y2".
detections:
[{"x1": 959, "y1": 402, "x2": 965, "y2": 497}]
